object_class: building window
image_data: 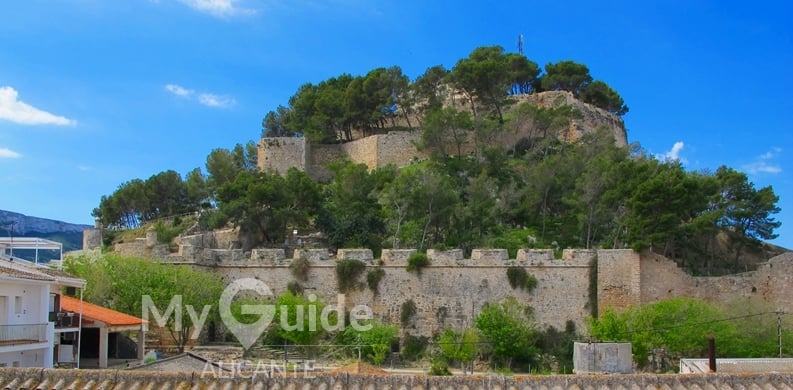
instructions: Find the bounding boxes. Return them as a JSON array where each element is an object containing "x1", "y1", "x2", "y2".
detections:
[{"x1": 14, "y1": 296, "x2": 22, "y2": 315}]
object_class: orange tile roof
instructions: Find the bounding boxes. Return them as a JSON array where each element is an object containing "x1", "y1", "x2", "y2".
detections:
[{"x1": 60, "y1": 295, "x2": 144, "y2": 327}]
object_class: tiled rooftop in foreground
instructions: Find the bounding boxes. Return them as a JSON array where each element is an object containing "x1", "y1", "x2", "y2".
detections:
[{"x1": 1, "y1": 368, "x2": 792, "y2": 390}]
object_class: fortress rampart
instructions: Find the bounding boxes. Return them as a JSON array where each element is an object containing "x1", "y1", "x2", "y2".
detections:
[
  {"x1": 257, "y1": 91, "x2": 627, "y2": 181},
  {"x1": 106, "y1": 229, "x2": 793, "y2": 337}
]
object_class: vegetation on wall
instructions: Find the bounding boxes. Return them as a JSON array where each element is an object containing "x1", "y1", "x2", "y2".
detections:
[
  {"x1": 406, "y1": 252, "x2": 430, "y2": 274},
  {"x1": 506, "y1": 267, "x2": 538, "y2": 291},
  {"x1": 366, "y1": 267, "x2": 385, "y2": 295},
  {"x1": 400, "y1": 299, "x2": 418, "y2": 328},
  {"x1": 335, "y1": 259, "x2": 366, "y2": 293},
  {"x1": 289, "y1": 257, "x2": 311, "y2": 282}
]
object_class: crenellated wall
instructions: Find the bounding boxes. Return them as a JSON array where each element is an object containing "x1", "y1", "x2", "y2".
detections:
[{"x1": 99, "y1": 226, "x2": 793, "y2": 339}]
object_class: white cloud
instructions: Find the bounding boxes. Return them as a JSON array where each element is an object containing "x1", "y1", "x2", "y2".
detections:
[
  {"x1": 165, "y1": 84, "x2": 235, "y2": 109},
  {"x1": 656, "y1": 141, "x2": 686, "y2": 163},
  {"x1": 176, "y1": 0, "x2": 256, "y2": 17},
  {"x1": 743, "y1": 148, "x2": 783, "y2": 175},
  {"x1": 0, "y1": 86, "x2": 76, "y2": 126},
  {"x1": 0, "y1": 147, "x2": 22, "y2": 159},
  {"x1": 198, "y1": 93, "x2": 235, "y2": 108},
  {"x1": 77, "y1": 165, "x2": 92, "y2": 171},
  {"x1": 164, "y1": 84, "x2": 194, "y2": 97}
]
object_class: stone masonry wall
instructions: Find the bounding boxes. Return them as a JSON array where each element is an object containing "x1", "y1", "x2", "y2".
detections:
[
  {"x1": 256, "y1": 92, "x2": 626, "y2": 181},
  {"x1": 257, "y1": 137, "x2": 307, "y2": 176},
  {"x1": 597, "y1": 249, "x2": 641, "y2": 312},
  {"x1": 105, "y1": 223, "x2": 793, "y2": 340},
  {"x1": 639, "y1": 251, "x2": 793, "y2": 315},
  {"x1": 193, "y1": 248, "x2": 595, "y2": 336}
]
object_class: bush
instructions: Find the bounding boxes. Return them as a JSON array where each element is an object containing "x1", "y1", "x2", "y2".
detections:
[
  {"x1": 400, "y1": 299, "x2": 417, "y2": 328},
  {"x1": 401, "y1": 335, "x2": 429, "y2": 361},
  {"x1": 406, "y1": 252, "x2": 430, "y2": 275},
  {"x1": 506, "y1": 267, "x2": 538, "y2": 291},
  {"x1": 335, "y1": 259, "x2": 366, "y2": 293},
  {"x1": 287, "y1": 281, "x2": 303, "y2": 295},
  {"x1": 428, "y1": 358, "x2": 452, "y2": 376},
  {"x1": 154, "y1": 220, "x2": 181, "y2": 244},
  {"x1": 366, "y1": 268, "x2": 386, "y2": 295},
  {"x1": 290, "y1": 257, "x2": 310, "y2": 282}
]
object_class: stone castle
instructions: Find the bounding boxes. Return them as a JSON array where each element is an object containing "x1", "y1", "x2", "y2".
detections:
[
  {"x1": 87, "y1": 228, "x2": 793, "y2": 337},
  {"x1": 257, "y1": 90, "x2": 628, "y2": 181}
]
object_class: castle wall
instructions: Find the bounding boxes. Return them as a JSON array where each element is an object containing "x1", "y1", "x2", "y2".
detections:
[
  {"x1": 108, "y1": 223, "x2": 793, "y2": 340},
  {"x1": 257, "y1": 137, "x2": 307, "y2": 175},
  {"x1": 191, "y1": 249, "x2": 595, "y2": 336},
  {"x1": 306, "y1": 144, "x2": 346, "y2": 181},
  {"x1": 374, "y1": 131, "x2": 426, "y2": 167},
  {"x1": 638, "y1": 251, "x2": 793, "y2": 314},
  {"x1": 596, "y1": 249, "x2": 641, "y2": 312},
  {"x1": 340, "y1": 135, "x2": 379, "y2": 169}
]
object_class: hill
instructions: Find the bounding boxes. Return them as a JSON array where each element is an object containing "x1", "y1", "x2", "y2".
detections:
[{"x1": 0, "y1": 209, "x2": 91, "y2": 261}]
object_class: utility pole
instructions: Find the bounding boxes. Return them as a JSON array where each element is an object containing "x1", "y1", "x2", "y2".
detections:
[{"x1": 778, "y1": 311, "x2": 783, "y2": 358}]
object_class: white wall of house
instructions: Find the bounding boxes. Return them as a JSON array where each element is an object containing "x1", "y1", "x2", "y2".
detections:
[
  {"x1": 0, "y1": 346, "x2": 50, "y2": 367},
  {"x1": 0, "y1": 281, "x2": 54, "y2": 367},
  {"x1": 0, "y1": 282, "x2": 50, "y2": 326}
]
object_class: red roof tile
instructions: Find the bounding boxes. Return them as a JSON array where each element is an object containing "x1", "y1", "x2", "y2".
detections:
[{"x1": 61, "y1": 295, "x2": 144, "y2": 327}]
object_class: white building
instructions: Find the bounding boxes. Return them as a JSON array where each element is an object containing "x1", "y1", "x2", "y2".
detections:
[{"x1": 0, "y1": 248, "x2": 86, "y2": 368}]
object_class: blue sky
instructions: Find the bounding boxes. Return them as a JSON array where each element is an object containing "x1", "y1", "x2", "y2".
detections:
[{"x1": 1, "y1": 0, "x2": 791, "y2": 248}]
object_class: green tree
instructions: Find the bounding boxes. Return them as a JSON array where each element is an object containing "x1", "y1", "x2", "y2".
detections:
[
  {"x1": 539, "y1": 60, "x2": 593, "y2": 95},
  {"x1": 342, "y1": 320, "x2": 397, "y2": 365},
  {"x1": 438, "y1": 328, "x2": 479, "y2": 374},
  {"x1": 262, "y1": 105, "x2": 293, "y2": 137},
  {"x1": 419, "y1": 107, "x2": 473, "y2": 158},
  {"x1": 413, "y1": 65, "x2": 449, "y2": 121},
  {"x1": 715, "y1": 166, "x2": 781, "y2": 264},
  {"x1": 316, "y1": 161, "x2": 391, "y2": 251},
  {"x1": 589, "y1": 298, "x2": 743, "y2": 369},
  {"x1": 273, "y1": 292, "x2": 325, "y2": 352},
  {"x1": 580, "y1": 80, "x2": 628, "y2": 115},
  {"x1": 65, "y1": 253, "x2": 224, "y2": 353},
  {"x1": 215, "y1": 170, "x2": 292, "y2": 246},
  {"x1": 475, "y1": 297, "x2": 539, "y2": 369},
  {"x1": 450, "y1": 46, "x2": 536, "y2": 122}
]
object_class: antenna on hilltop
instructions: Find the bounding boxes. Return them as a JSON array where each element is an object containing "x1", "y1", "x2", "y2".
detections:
[{"x1": 517, "y1": 34, "x2": 524, "y2": 55}]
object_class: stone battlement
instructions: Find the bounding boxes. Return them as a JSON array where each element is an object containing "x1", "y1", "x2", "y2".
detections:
[{"x1": 179, "y1": 246, "x2": 594, "y2": 267}]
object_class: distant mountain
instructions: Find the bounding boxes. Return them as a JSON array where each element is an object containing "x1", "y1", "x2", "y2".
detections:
[{"x1": 0, "y1": 210, "x2": 92, "y2": 261}]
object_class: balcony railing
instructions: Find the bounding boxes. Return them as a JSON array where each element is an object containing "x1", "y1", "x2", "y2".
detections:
[
  {"x1": 49, "y1": 312, "x2": 81, "y2": 328},
  {"x1": 0, "y1": 324, "x2": 48, "y2": 346}
]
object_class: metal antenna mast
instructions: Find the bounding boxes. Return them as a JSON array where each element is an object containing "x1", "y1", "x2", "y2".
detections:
[{"x1": 517, "y1": 34, "x2": 524, "y2": 55}]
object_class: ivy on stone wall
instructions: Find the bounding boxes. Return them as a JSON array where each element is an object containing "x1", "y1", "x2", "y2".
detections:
[
  {"x1": 290, "y1": 257, "x2": 311, "y2": 282},
  {"x1": 366, "y1": 267, "x2": 386, "y2": 295},
  {"x1": 335, "y1": 259, "x2": 366, "y2": 292},
  {"x1": 506, "y1": 267, "x2": 538, "y2": 291},
  {"x1": 406, "y1": 252, "x2": 430, "y2": 275},
  {"x1": 401, "y1": 299, "x2": 418, "y2": 327}
]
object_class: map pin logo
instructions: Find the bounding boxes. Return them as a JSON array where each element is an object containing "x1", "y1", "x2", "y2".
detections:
[{"x1": 219, "y1": 278, "x2": 275, "y2": 350}]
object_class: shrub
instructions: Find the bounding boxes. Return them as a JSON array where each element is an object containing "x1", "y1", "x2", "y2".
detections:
[
  {"x1": 406, "y1": 252, "x2": 430, "y2": 275},
  {"x1": 287, "y1": 281, "x2": 303, "y2": 295},
  {"x1": 400, "y1": 299, "x2": 417, "y2": 327},
  {"x1": 290, "y1": 257, "x2": 310, "y2": 282},
  {"x1": 506, "y1": 267, "x2": 538, "y2": 291},
  {"x1": 154, "y1": 220, "x2": 181, "y2": 244},
  {"x1": 335, "y1": 259, "x2": 366, "y2": 293},
  {"x1": 366, "y1": 268, "x2": 386, "y2": 295},
  {"x1": 401, "y1": 335, "x2": 429, "y2": 361},
  {"x1": 428, "y1": 358, "x2": 452, "y2": 376}
]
